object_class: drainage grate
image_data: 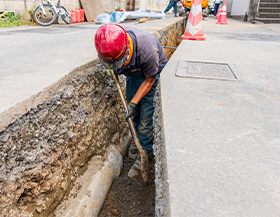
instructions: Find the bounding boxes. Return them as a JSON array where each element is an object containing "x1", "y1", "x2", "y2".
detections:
[{"x1": 176, "y1": 60, "x2": 244, "y2": 81}]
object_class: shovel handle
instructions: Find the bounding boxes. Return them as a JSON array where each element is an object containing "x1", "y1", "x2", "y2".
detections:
[
  {"x1": 110, "y1": 70, "x2": 149, "y2": 182},
  {"x1": 110, "y1": 70, "x2": 140, "y2": 145}
]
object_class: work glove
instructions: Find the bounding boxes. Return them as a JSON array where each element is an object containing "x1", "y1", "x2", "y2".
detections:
[
  {"x1": 122, "y1": 102, "x2": 136, "y2": 120},
  {"x1": 182, "y1": 3, "x2": 186, "y2": 7},
  {"x1": 106, "y1": 69, "x2": 118, "y2": 80}
]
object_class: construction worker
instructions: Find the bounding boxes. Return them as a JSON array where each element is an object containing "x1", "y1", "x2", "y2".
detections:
[
  {"x1": 94, "y1": 24, "x2": 167, "y2": 178},
  {"x1": 164, "y1": 0, "x2": 186, "y2": 17}
]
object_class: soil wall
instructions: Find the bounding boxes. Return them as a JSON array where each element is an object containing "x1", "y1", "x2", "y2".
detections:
[
  {"x1": 0, "y1": 19, "x2": 185, "y2": 217},
  {"x1": 0, "y1": 61, "x2": 129, "y2": 216}
]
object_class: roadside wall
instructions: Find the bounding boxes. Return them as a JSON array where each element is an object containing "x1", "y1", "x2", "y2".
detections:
[
  {"x1": 0, "y1": 0, "x2": 167, "y2": 18},
  {"x1": 1, "y1": 0, "x2": 257, "y2": 20},
  {"x1": 0, "y1": 0, "x2": 81, "y2": 17},
  {"x1": 231, "y1": 0, "x2": 250, "y2": 16},
  {"x1": 138, "y1": 0, "x2": 168, "y2": 13},
  {"x1": 248, "y1": 0, "x2": 259, "y2": 21},
  {"x1": 99, "y1": 0, "x2": 127, "y2": 14},
  {"x1": 94, "y1": 0, "x2": 168, "y2": 15},
  {"x1": 0, "y1": 19, "x2": 185, "y2": 216},
  {"x1": 229, "y1": 0, "x2": 258, "y2": 20}
]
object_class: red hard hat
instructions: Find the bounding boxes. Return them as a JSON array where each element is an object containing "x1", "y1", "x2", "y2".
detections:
[{"x1": 95, "y1": 24, "x2": 128, "y2": 69}]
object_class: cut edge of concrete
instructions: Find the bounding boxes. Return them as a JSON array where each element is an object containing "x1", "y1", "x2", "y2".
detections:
[{"x1": 153, "y1": 81, "x2": 171, "y2": 217}]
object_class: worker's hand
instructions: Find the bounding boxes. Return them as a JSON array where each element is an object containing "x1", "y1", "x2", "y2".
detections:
[
  {"x1": 122, "y1": 102, "x2": 136, "y2": 120},
  {"x1": 182, "y1": 3, "x2": 186, "y2": 7}
]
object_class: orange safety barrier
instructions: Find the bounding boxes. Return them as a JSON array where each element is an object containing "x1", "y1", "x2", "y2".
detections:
[
  {"x1": 70, "y1": 10, "x2": 76, "y2": 23},
  {"x1": 71, "y1": 9, "x2": 85, "y2": 23}
]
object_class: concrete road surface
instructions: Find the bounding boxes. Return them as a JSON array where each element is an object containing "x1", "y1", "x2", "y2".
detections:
[
  {"x1": 0, "y1": 23, "x2": 99, "y2": 113},
  {"x1": 161, "y1": 17, "x2": 280, "y2": 216},
  {"x1": 0, "y1": 15, "x2": 181, "y2": 114}
]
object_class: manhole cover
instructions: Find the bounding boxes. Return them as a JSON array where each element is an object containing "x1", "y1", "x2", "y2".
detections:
[{"x1": 176, "y1": 60, "x2": 244, "y2": 81}]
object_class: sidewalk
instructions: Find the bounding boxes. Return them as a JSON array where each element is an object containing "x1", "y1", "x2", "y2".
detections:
[{"x1": 161, "y1": 17, "x2": 280, "y2": 216}]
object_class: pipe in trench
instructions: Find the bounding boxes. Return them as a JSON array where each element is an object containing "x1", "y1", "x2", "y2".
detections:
[{"x1": 65, "y1": 134, "x2": 133, "y2": 217}]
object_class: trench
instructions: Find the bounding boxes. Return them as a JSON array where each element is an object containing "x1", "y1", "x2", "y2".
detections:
[{"x1": 0, "y1": 19, "x2": 185, "y2": 217}]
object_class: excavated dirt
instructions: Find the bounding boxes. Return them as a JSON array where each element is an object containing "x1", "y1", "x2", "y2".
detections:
[{"x1": 99, "y1": 153, "x2": 155, "y2": 217}]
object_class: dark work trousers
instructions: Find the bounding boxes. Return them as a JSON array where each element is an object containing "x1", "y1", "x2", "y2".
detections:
[
  {"x1": 126, "y1": 73, "x2": 160, "y2": 153},
  {"x1": 214, "y1": 3, "x2": 220, "y2": 16},
  {"x1": 164, "y1": 1, "x2": 178, "y2": 15}
]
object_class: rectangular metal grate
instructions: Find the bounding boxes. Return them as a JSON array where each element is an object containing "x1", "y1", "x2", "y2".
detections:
[{"x1": 176, "y1": 60, "x2": 244, "y2": 81}]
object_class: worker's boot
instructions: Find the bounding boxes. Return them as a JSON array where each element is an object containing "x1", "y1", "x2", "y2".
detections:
[
  {"x1": 174, "y1": 13, "x2": 178, "y2": 17},
  {"x1": 128, "y1": 141, "x2": 139, "y2": 159},
  {"x1": 128, "y1": 154, "x2": 141, "y2": 178},
  {"x1": 128, "y1": 151, "x2": 154, "y2": 178}
]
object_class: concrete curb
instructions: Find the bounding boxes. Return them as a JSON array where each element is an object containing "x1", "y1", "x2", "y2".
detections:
[{"x1": 65, "y1": 134, "x2": 133, "y2": 217}]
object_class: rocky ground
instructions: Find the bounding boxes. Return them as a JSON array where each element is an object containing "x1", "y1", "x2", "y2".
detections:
[{"x1": 99, "y1": 153, "x2": 155, "y2": 217}]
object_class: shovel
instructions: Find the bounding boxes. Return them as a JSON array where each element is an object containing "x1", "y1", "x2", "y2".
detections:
[{"x1": 110, "y1": 69, "x2": 149, "y2": 183}]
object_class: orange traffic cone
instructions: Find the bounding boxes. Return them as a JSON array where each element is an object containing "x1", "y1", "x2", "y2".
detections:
[
  {"x1": 181, "y1": 0, "x2": 206, "y2": 40},
  {"x1": 217, "y1": 1, "x2": 228, "y2": 24},
  {"x1": 215, "y1": 4, "x2": 221, "y2": 19}
]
